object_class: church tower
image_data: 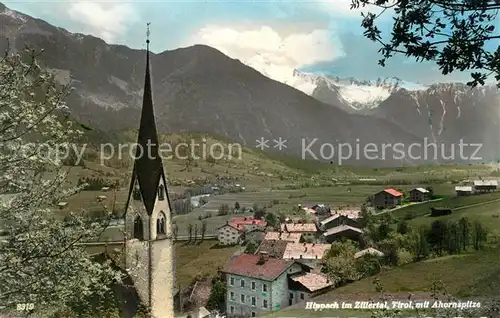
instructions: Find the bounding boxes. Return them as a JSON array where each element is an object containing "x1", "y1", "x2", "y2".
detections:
[{"x1": 124, "y1": 24, "x2": 176, "y2": 318}]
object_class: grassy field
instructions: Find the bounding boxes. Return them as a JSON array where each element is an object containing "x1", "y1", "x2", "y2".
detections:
[
  {"x1": 85, "y1": 239, "x2": 241, "y2": 289},
  {"x1": 389, "y1": 191, "x2": 500, "y2": 221},
  {"x1": 174, "y1": 240, "x2": 241, "y2": 288},
  {"x1": 407, "y1": 197, "x2": 500, "y2": 232}
]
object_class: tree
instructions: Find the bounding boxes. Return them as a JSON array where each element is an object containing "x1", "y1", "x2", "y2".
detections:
[
  {"x1": 217, "y1": 204, "x2": 230, "y2": 216},
  {"x1": 187, "y1": 224, "x2": 193, "y2": 242},
  {"x1": 0, "y1": 48, "x2": 118, "y2": 314},
  {"x1": 472, "y1": 220, "x2": 488, "y2": 250},
  {"x1": 206, "y1": 273, "x2": 227, "y2": 313},
  {"x1": 245, "y1": 241, "x2": 258, "y2": 253},
  {"x1": 458, "y1": 216, "x2": 471, "y2": 251},
  {"x1": 428, "y1": 220, "x2": 448, "y2": 255},
  {"x1": 264, "y1": 212, "x2": 278, "y2": 228},
  {"x1": 194, "y1": 223, "x2": 199, "y2": 243},
  {"x1": 234, "y1": 201, "x2": 240, "y2": 211},
  {"x1": 396, "y1": 220, "x2": 410, "y2": 234},
  {"x1": 200, "y1": 220, "x2": 207, "y2": 242},
  {"x1": 252, "y1": 203, "x2": 266, "y2": 219},
  {"x1": 352, "y1": 0, "x2": 500, "y2": 87}
]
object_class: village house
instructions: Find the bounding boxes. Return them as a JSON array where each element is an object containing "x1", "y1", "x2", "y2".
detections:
[
  {"x1": 300, "y1": 203, "x2": 331, "y2": 216},
  {"x1": 232, "y1": 216, "x2": 268, "y2": 232},
  {"x1": 320, "y1": 210, "x2": 360, "y2": 230},
  {"x1": 370, "y1": 188, "x2": 403, "y2": 209},
  {"x1": 216, "y1": 221, "x2": 244, "y2": 246},
  {"x1": 280, "y1": 223, "x2": 318, "y2": 241},
  {"x1": 354, "y1": 247, "x2": 384, "y2": 259},
  {"x1": 256, "y1": 240, "x2": 289, "y2": 259},
  {"x1": 473, "y1": 180, "x2": 498, "y2": 193},
  {"x1": 323, "y1": 225, "x2": 364, "y2": 243},
  {"x1": 245, "y1": 228, "x2": 266, "y2": 244},
  {"x1": 409, "y1": 188, "x2": 430, "y2": 202},
  {"x1": 223, "y1": 252, "x2": 314, "y2": 317},
  {"x1": 455, "y1": 186, "x2": 473, "y2": 196},
  {"x1": 264, "y1": 231, "x2": 302, "y2": 243},
  {"x1": 282, "y1": 243, "x2": 331, "y2": 266},
  {"x1": 288, "y1": 272, "x2": 334, "y2": 305}
]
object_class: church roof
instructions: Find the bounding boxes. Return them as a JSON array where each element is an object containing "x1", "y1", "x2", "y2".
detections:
[{"x1": 128, "y1": 35, "x2": 165, "y2": 215}]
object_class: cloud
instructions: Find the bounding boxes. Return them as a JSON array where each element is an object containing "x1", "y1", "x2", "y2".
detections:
[
  {"x1": 66, "y1": 1, "x2": 139, "y2": 43},
  {"x1": 187, "y1": 25, "x2": 343, "y2": 69}
]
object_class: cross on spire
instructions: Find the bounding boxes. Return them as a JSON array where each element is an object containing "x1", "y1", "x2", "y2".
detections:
[{"x1": 146, "y1": 22, "x2": 151, "y2": 50}]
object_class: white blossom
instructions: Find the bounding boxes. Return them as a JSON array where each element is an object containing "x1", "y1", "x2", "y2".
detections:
[{"x1": 0, "y1": 48, "x2": 119, "y2": 316}]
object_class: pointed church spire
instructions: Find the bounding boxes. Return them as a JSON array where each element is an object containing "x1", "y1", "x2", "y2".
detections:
[{"x1": 133, "y1": 22, "x2": 164, "y2": 215}]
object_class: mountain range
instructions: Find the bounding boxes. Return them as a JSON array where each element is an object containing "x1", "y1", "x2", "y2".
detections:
[{"x1": 1, "y1": 3, "x2": 499, "y2": 167}]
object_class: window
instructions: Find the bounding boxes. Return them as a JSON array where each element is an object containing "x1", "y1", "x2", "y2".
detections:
[
  {"x1": 263, "y1": 299, "x2": 268, "y2": 308},
  {"x1": 300, "y1": 293, "x2": 305, "y2": 300},
  {"x1": 251, "y1": 296, "x2": 256, "y2": 306},
  {"x1": 289, "y1": 292, "x2": 293, "y2": 299},
  {"x1": 262, "y1": 284, "x2": 267, "y2": 292},
  {"x1": 251, "y1": 281, "x2": 256, "y2": 290},
  {"x1": 133, "y1": 216, "x2": 143, "y2": 240},
  {"x1": 157, "y1": 211, "x2": 166, "y2": 235},
  {"x1": 230, "y1": 292, "x2": 234, "y2": 300},
  {"x1": 158, "y1": 184, "x2": 165, "y2": 200},
  {"x1": 230, "y1": 277, "x2": 234, "y2": 286},
  {"x1": 240, "y1": 279, "x2": 245, "y2": 288},
  {"x1": 240, "y1": 294, "x2": 245, "y2": 303},
  {"x1": 251, "y1": 312, "x2": 256, "y2": 317},
  {"x1": 230, "y1": 306, "x2": 234, "y2": 314}
]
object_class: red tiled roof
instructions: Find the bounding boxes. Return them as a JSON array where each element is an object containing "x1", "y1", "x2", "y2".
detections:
[
  {"x1": 223, "y1": 253, "x2": 293, "y2": 281},
  {"x1": 383, "y1": 188, "x2": 403, "y2": 197},
  {"x1": 280, "y1": 223, "x2": 317, "y2": 233},
  {"x1": 282, "y1": 243, "x2": 331, "y2": 260},
  {"x1": 264, "y1": 232, "x2": 302, "y2": 243},
  {"x1": 216, "y1": 223, "x2": 244, "y2": 232},
  {"x1": 231, "y1": 217, "x2": 267, "y2": 229}
]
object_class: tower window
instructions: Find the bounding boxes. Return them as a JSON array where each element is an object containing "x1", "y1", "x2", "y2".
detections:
[
  {"x1": 133, "y1": 216, "x2": 144, "y2": 240},
  {"x1": 158, "y1": 184, "x2": 165, "y2": 201},
  {"x1": 133, "y1": 181, "x2": 141, "y2": 201},
  {"x1": 157, "y1": 211, "x2": 166, "y2": 235}
]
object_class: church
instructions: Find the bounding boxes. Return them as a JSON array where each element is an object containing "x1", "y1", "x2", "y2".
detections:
[{"x1": 122, "y1": 24, "x2": 180, "y2": 318}]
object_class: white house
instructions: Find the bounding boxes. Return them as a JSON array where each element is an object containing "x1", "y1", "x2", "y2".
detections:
[{"x1": 216, "y1": 222, "x2": 244, "y2": 246}]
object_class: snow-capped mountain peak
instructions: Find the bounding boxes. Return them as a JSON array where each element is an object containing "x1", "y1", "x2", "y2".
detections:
[{"x1": 239, "y1": 54, "x2": 428, "y2": 111}]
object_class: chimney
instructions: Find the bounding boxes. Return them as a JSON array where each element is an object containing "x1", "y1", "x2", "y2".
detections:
[
  {"x1": 315, "y1": 255, "x2": 318, "y2": 259},
  {"x1": 259, "y1": 251, "x2": 269, "y2": 263},
  {"x1": 312, "y1": 243, "x2": 315, "y2": 247},
  {"x1": 244, "y1": 217, "x2": 247, "y2": 221},
  {"x1": 226, "y1": 221, "x2": 229, "y2": 225},
  {"x1": 304, "y1": 247, "x2": 308, "y2": 252},
  {"x1": 300, "y1": 255, "x2": 302, "y2": 259}
]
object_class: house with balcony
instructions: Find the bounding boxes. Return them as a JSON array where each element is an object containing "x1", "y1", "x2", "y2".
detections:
[
  {"x1": 320, "y1": 211, "x2": 360, "y2": 230},
  {"x1": 370, "y1": 188, "x2": 403, "y2": 209},
  {"x1": 409, "y1": 187, "x2": 430, "y2": 202},
  {"x1": 223, "y1": 252, "x2": 315, "y2": 317},
  {"x1": 216, "y1": 222, "x2": 244, "y2": 246},
  {"x1": 323, "y1": 224, "x2": 364, "y2": 243}
]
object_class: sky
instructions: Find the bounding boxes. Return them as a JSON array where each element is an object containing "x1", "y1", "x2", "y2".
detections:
[{"x1": 2, "y1": 0, "x2": 490, "y2": 84}]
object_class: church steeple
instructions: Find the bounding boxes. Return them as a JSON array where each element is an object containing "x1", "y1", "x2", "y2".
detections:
[{"x1": 132, "y1": 22, "x2": 164, "y2": 216}]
